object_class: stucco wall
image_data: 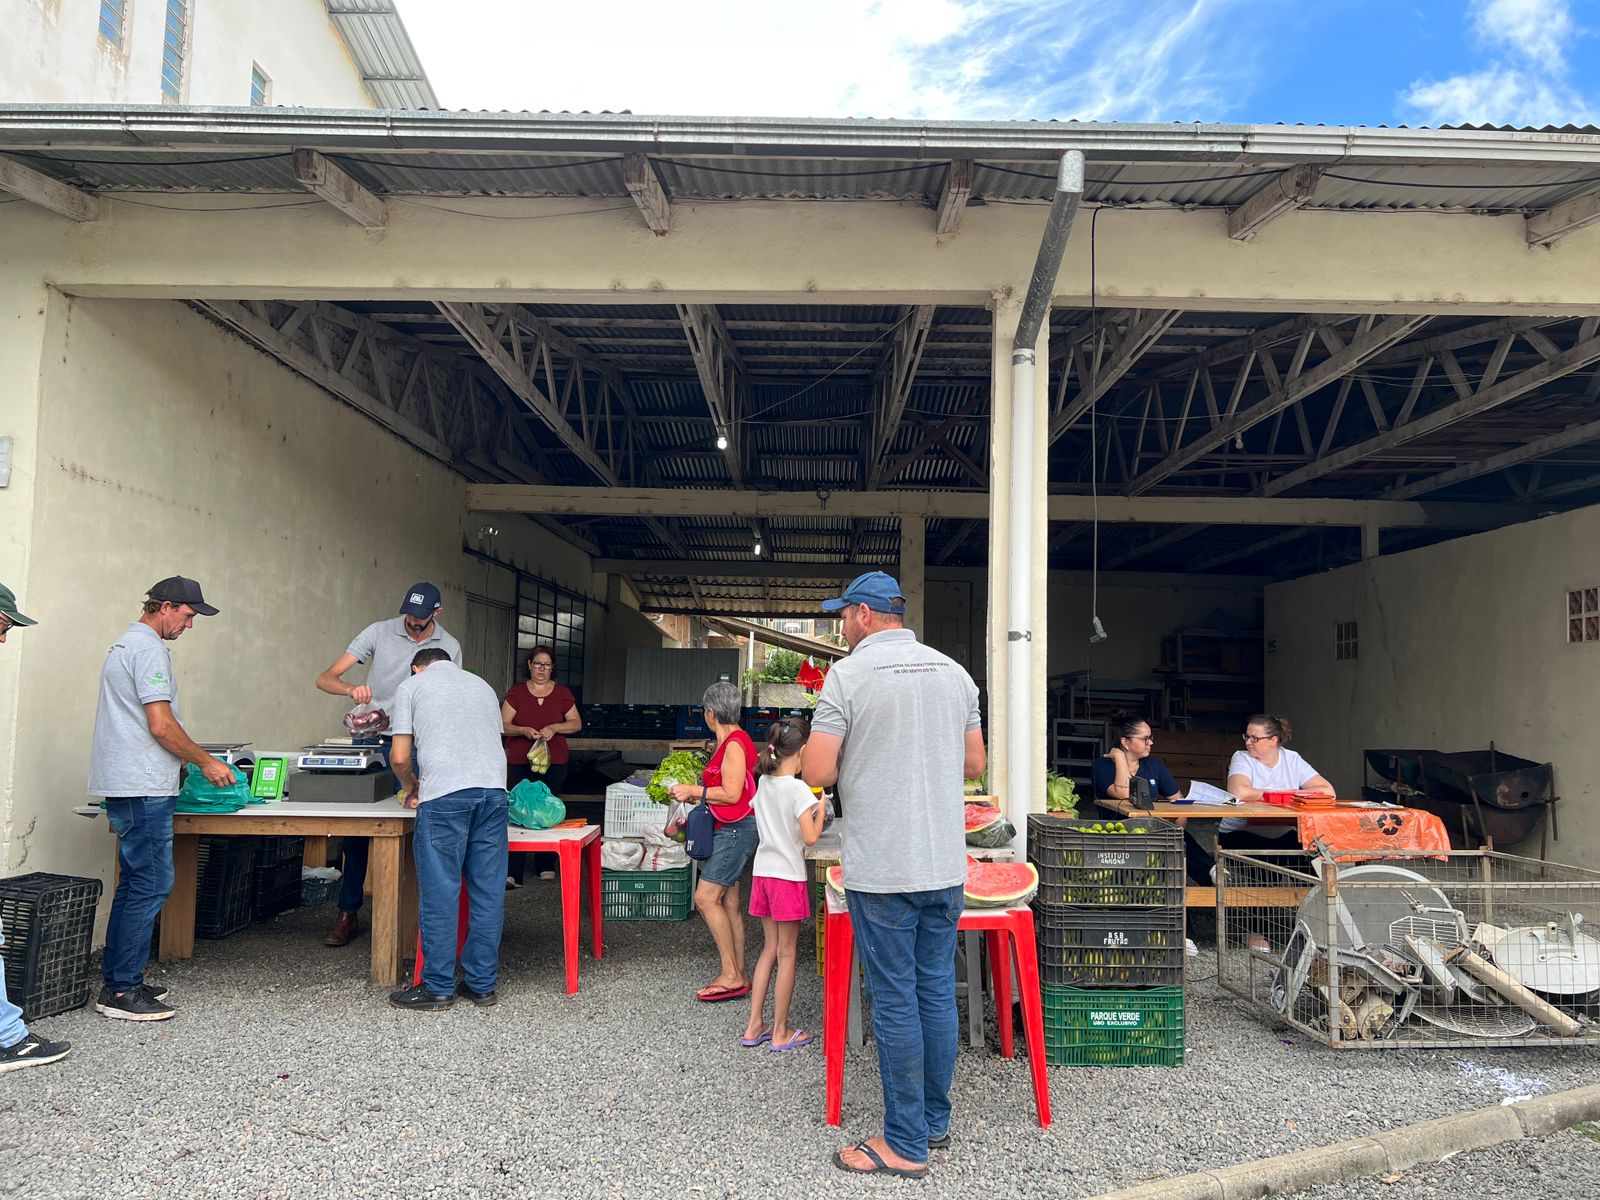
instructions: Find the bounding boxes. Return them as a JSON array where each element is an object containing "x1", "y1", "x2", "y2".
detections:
[
  {"x1": 2, "y1": 0, "x2": 373, "y2": 107},
  {"x1": 1264, "y1": 505, "x2": 1600, "y2": 866},
  {"x1": 0, "y1": 297, "x2": 585, "y2": 886}
]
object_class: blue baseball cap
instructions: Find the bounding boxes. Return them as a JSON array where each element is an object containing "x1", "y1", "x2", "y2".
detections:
[
  {"x1": 821, "y1": 571, "x2": 906, "y2": 614},
  {"x1": 399, "y1": 582, "x2": 442, "y2": 617}
]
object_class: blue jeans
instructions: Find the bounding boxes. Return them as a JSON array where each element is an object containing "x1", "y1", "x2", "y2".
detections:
[
  {"x1": 103, "y1": 796, "x2": 177, "y2": 993},
  {"x1": 413, "y1": 788, "x2": 509, "y2": 997},
  {"x1": 336, "y1": 836, "x2": 369, "y2": 915},
  {"x1": 846, "y1": 885, "x2": 964, "y2": 1164},
  {"x1": 0, "y1": 919, "x2": 28, "y2": 1047}
]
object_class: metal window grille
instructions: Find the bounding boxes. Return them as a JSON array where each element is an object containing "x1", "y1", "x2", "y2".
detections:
[
  {"x1": 516, "y1": 576, "x2": 587, "y2": 699},
  {"x1": 1335, "y1": 620, "x2": 1359, "y2": 661},
  {"x1": 1567, "y1": 588, "x2": 1599, "y2": 644},
  {"x1": 98, "y1": 0, "x2": 125, "y2": 45},
  {"x1": 249, "y1": 64, "x2": 270, "y2": 107},
  {"x1": 160, "y1": 0, "x2": 188, "y2": 102}
]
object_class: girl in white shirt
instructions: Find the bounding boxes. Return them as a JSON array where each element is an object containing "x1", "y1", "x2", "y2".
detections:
[{"x1": 742, "y1": 717, "x2": 825, "y2": 1053}]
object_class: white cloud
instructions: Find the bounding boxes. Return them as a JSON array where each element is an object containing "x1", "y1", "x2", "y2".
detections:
[
  {"x1": 394, "y1": 0, "x2": 1252, "y2": 122},
  {"x1": 1401, "y1": 0, "x2": 1596, "y2": 126}
]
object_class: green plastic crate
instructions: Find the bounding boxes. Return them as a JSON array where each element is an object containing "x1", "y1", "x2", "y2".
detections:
[
  {"x1": 602, "y1": 866, "x2": 693, "y2": 921},
  {"x1": 1041, "y1": 985, "x2": 1185, "y2": 1067}
]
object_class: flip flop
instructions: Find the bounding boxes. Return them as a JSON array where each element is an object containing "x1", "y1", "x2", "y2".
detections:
[
  {"x1": 695, "y1": 984, "x2": 751, "y2": 1003},
  {"x1": 740, "y1": 1029, "x2": 773, "y2": 1048},
  {"x1": 769, "y1": 1030, "x2": 814, "y2": 1053},
  {"x1": 831, "y1": 1141, "x2": 928, "y2": 1179}
]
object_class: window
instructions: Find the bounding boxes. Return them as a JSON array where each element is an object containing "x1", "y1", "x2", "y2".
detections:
[
  {"x1": 98, "y1": 0, "x2": 126, "y2": 46},
  {"x1": 249, "y1": 64, "x2": 271, "y2": 107},
  {"x1": 160, "y1": 0, "x2": 188, "y2": 102},
  {"x1": 1568, "y1": 588, "x2": 1599, "y2": 644},
  {"x1": 517, "y1": 575, "x2": 587, "y2": 697},
  {"x1": 1334, "y1": 620, "x2": 1358, "y2": 661},
  {"x1": 781, "y1": 620, "x2": 806, "y2": 635}
]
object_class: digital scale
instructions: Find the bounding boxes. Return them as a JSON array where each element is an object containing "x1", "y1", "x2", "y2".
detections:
[
  {"x1": 293, "y1": 738, "x2": 396, "y2": 804},
  {"x1": 296, "y1": 741, "x2": 388, "y2": 773},
  {"x1": 199, "y1": 741, "x2": 255, "y2": 767}
]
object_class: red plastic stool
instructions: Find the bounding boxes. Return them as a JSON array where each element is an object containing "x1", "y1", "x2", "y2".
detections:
[
  {"x1": 412, "y1": 881, "x2": 470, "y2": 988},
  {"x1": 822, "y1": 895, "x2": 1051, "y2": 1130}
]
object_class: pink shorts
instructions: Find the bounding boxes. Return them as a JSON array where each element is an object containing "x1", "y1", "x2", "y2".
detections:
[{"x1": 749, "y1": 876, "x2": 811, "y2": 922}]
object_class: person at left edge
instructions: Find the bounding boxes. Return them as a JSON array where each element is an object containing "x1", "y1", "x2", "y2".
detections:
[
  {"x1": 87, "y1": 576, "x2": 234, "y2": 1022},
  {"x1": 386, "y1": 648, "x2": 510, "y2": 1011},
  {"x1": 0, "y1": 584, "x2": 74, "y2": 1071},
  {"x1": 314, "y1": 582, "x2": 461, "y2": 948}
]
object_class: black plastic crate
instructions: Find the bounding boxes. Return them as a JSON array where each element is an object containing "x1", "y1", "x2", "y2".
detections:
[
  {"x1": 1032, "y1": 901, "x2": 1186, "y2": 987},
  {"x1": 251, "y1": 857, "x2": 303, "y2": 922},
  {"x1": 1028, "y1": 814, "x2": 1185, "y2": 908},
  {"x1": 251, "y1": 836, "x2": 305, "y2": 869},
  {"x1": 196, "y1": 836, "x2": 257, "y2": 939},
  {"x1": 0, "y1": 872, "x2": 103, "y2": 1021}
]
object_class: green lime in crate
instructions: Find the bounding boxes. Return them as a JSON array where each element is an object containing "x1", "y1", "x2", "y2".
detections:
[
  {"x1": 1041, "y1": 985, "x2": 1185, "y2": 1067},
  {"x1": 602, "y1": 866, "x2": 693, "y2": 921}
]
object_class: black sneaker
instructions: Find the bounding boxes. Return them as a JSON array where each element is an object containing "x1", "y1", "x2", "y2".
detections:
[
  {"x1": 95, "y1": 984, "x2": 175, "y2": 1022},
  {"x1": 388, "y1": 985, "x2": 454, "y2": 1011},
  {"x1": 141, "y1": 982, "x2": 171, "y2": 1002},
  {"x1": 0, "y1": 1034, "x2": 72, "y2": 1073},
  {"x1": 458, "y1": 984, "x2": 498, "y2": 1008}
]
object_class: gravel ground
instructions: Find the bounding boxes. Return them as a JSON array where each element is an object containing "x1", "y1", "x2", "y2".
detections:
[
  {"x1": 1286, "y1": 1125, "x2": 1600, "y2": 1199},
  {"x1": 3, "y1": 892, "x2": 1599, "y2": 1199}
]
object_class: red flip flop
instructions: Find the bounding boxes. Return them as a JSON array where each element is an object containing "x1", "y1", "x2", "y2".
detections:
[{"x1": 695, "y1": 983, "x2": 751, "y2": 1003}]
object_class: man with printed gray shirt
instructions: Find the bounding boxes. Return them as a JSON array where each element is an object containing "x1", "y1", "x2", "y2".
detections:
[
  {"x1": 802, "y1": 571, "x2": 985, "y2": 1181},
  {"x1": 88, "y1": 577, "x2": 234, "y2": 1022},
  {"x1": 385, "y1": 647, "x2": 509, "y2": 1011},
  {"x1": 313, "y1": 582, "x2": 461, "y2": 947}
]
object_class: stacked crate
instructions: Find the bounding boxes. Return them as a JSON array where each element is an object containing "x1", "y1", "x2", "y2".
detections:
[
  {"x1": 250, "y1": 836, "x2": 305, "y2": 922},
  {"x1": 0, "y1": 872, "x2": 103, "y2": 1020},
  {"x1": 601, "y1": 780, "x2": 693, "y2": 921},
  {"x1": 1027, "y1": 814, "x2": 1187, "y2": 1067}
]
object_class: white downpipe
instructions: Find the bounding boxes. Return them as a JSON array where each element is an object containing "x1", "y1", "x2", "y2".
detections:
[{"x1": 1006, "y1": 150, "x2": 1085, "y2": 859}]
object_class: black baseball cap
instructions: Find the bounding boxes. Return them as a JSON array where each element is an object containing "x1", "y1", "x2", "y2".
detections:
[
  {"x1": 399, "y1": 582, "x2": 442, "y2": 618},
  {"x1": 148, "y1": 576, "x2": 219, "y2": 616}
]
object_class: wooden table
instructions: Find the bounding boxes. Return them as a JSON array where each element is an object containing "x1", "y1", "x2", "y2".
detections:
[{"x1": 166, "y1": 799, "x2": 418, "y2": 986}]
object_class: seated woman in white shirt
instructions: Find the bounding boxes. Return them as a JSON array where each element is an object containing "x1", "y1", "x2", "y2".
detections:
[{"x1": 1186, "y1": 713, "x2": 1333, "y2": 885}]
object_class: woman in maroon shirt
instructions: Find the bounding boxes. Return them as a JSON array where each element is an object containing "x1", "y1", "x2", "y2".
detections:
[{"x1": 502, "y1": 644, "x2": 582, "y2": 885}]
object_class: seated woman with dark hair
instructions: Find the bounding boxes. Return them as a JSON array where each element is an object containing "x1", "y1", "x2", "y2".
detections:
[{"x1": 1092, "y1": 711, "x2": 1182, "y2": 808}]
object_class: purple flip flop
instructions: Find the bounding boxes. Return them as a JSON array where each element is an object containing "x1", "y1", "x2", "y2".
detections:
[
  {"x1": 741, "y1": 1029, "x2": 773, "y2": 1048},
  {"x1": 770, "y1": 1030, "x2": 814, "y2": 1053}
]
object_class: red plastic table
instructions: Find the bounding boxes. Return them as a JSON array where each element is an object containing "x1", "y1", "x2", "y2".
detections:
[
  {"x1": 413, "y1": 824, "x2": 603, "y2": 995},
  {"x1": 821, "y1": 890, "x2": 1052, "y2": 1130}
]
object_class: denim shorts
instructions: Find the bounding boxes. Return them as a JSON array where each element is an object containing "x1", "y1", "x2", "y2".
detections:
[{"x1": 701, "y1": 813, "x2": 759, "y2": 887}]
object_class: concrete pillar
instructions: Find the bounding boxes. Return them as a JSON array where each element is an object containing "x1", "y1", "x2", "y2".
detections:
[
  {"x1": 987, "y1": 292, "x2": 1020, "y2": 805},
  {"x1": 1362, "y1": 522, "x2": 1381, "y2": 560},
  {"x1": 899, "y1": 516, "x2": 925, "y2": 634}
]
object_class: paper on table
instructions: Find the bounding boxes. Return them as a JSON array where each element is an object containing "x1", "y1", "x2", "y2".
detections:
[{"x1": 1186, "y1": 781, "x2": 1239, "y2": 806}]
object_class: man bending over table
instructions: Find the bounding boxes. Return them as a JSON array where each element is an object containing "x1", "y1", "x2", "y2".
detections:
[{"x1": 386, "y1": 647, "x2": 509, "y2": 1011}]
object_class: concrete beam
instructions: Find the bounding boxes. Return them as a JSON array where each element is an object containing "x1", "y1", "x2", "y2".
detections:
[
  {"x1": 623, "y1": 153, "x2": 671, "y2": 235},
  {"x1": 292, "y1": 149, "x2": 387, "y2": 229},
  {"x1": 603, "y1": 558, "x2": 1275, "y2": 588},
  {"x1": 1227, "y1": 165, "x2": 1322, "y2": 241},
  {"x1": 935, "y1": 159, "x2": 974, "y2": 236},
  {"x1": 0, "y1": 154, "x2": 100, "y2": 222},
  {"x1": 1526, "y1": 188, "x2": 1600, "y2": 248},
  {"x1": 468, "y1": 484, "x2": 1523, "y2": 529}
]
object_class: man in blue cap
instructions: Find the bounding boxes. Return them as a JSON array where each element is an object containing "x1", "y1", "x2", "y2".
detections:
[
  {"x1": 314, "y1": 583, "x2": 460, "y2": 947},
  {"x1": 0, "y1": 583, "x2": 73, "y2": 1069},
  {"x1": 802, "y1": 571, "x2": 985, "y2": 1180}
]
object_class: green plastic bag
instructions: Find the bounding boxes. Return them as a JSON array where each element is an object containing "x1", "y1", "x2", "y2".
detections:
[
  {"x1": 176, "y1": 763, "x2": 251, "y2": 813},
  {"x1": 509, "y1": 779, "x2": 565, "y2": 829}
]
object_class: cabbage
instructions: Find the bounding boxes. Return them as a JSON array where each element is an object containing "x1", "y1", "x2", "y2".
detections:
[
  {"x1": 646, "y1": 750, "x2": 710, "y2": 806},
  {"x1": 1045, "y1": 772, "x2": 1078, "y2": 815}
]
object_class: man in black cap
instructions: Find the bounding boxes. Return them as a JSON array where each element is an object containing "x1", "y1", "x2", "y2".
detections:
[
  {"x1": 88, "y1": 577, "x2": 234, "y2": 1022},
  {"x1": 0, "y1": 583, "x2": 74, "y2": 1070},
  {"x1": 314, "y1": 582, "x2": 461, "y2": 947}
]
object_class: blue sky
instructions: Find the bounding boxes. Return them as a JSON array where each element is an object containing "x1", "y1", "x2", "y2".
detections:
[{"x1": 397, "y1": 0, "x2": 1599, "y2": 127}]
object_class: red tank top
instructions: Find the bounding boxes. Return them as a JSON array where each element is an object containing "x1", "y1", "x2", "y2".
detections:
[{"x1": 703, "y1": 730, "x2": 757, "y2": 825}]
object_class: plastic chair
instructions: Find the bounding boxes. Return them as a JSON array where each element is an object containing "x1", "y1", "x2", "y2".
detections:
[{"x1": 822, "y1": 894, "x2": 1051, "y2": 1129}]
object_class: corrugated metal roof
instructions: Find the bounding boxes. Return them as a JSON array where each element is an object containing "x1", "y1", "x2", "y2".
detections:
[{"x1": 325, "y1": 1, "x2": 440, "y2": 110}]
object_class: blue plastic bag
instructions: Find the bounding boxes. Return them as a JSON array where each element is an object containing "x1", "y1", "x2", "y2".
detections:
[{"x1": 509, "y1": 779, "x2": 566, "y2": 829}]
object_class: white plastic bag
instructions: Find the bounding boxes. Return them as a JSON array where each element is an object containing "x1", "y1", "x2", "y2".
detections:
[
  {"x1": 640, "y1": 843, "x2": 689, "y2": 871},
  {"x1": 601, "y1": 839, "x2": 645, "y2": 871}
]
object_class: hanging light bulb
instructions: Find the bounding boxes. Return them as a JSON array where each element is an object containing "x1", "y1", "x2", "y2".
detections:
[
  {"x1": 716, "y1": 433, "x2": 729, "y2": 451},
  {"x1": 753, "y1": 540, "x2": 762, "y2": 556}
]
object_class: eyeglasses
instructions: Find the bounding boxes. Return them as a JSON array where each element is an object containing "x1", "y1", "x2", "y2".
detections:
[
  {"x1": 1127, "y1": 734, "x2": 1153, "y2": 743},
  {"x1": 1242, "y1": 734, "x2": 1275, "y2": 744},
  {"x1": 0, "y1": 616, "x2": 12, "y2": 635},
  {"x1": 530, "y1": 662, "x2": 554, "y2": 670}
]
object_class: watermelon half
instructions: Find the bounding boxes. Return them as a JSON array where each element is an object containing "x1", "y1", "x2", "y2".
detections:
[
  {"x1": 965, "y1": 801, "x2": 1015, "y2": 848},
  {"x1": 964, "y1": 858, "x2": 1039, "y2": 908}
]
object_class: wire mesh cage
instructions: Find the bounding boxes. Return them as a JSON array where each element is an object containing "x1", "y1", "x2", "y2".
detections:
[{"x1": 1217, "y1": 848, "x2": 1600, "y2": 1049}]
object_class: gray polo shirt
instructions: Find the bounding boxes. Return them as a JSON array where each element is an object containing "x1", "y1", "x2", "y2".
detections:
[
  {"x1": 810, "y1": 627, "x2": 982, "y2": 893},
  {"x1": 346, "y1": 617, "x2": 461, "y2": 711},
  {"x1": 88, "y1": 622, "x2": 183, "y2": 798},
  {"x1": 388, "y1": 661, "x2": 507, "y2": 804}
]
